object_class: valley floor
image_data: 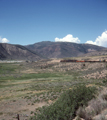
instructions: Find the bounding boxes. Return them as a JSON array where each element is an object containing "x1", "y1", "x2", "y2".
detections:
[{"x1": 0, "y1": 56, "x2": 107, "y2": 120}]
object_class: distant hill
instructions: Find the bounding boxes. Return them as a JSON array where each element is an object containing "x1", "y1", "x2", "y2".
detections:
[
  {"x1": 0, "y1": 43, "x2": 42, "y2": 61},
  {"x1": 82, "y1": 49, "x2": 107, "y2": 57},
  {"x1": 0, "y1": 42, "x2": 106, "y2": 61},
  {"x1": 26, "y1": 41, "x2": 106, "y2": 58}
]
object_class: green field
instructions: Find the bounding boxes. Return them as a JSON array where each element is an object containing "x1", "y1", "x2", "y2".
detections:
[{"x1": 0, "y1": 59, "x2": 107, "y2": 120}]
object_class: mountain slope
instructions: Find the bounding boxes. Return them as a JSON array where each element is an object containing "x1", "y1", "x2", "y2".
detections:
[
  {"x1": 0, "y1": 43, "x2": 42, "y2": 60},
  {"x1": 26, "y1": 41, "x2": 106, "y2": 58}
]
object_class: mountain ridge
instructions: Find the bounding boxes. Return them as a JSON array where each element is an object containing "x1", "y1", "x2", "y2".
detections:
[
  {"x1": 0, "y1": 43, "x2": 42, "y2": 61},
  {"x1": 0, "y1": 41, "x2": 106, "y2": 60},
  {"x1": 26, "y1": 41, "x2": 106, "y2": 58}
]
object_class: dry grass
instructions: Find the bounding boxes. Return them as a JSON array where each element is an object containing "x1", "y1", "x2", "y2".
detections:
[
  {"x1": 77, "y1": 88, "x2": 107, "y2": 120},
  {"x1": 1, "y1": 56, "x2": 107, "y2": 119}
]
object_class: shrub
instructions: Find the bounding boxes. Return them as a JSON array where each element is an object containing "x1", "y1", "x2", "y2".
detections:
[
  {"x1": 30, "y1": 85, "x2": 96, "y2": 120},
  {"x1": 94, "y1": 114, "x2": 106, "y2": 120},
  {"x1": 77, "y1": 88, "x2": 107, "y2": 119}
]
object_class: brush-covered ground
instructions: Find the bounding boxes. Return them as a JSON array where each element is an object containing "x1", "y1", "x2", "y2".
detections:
[{"x1": 1, "y1": 56, "x2": 107, "y2": 120}]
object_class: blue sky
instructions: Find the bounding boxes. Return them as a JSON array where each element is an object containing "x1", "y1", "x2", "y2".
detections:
[{"x1": 0, "y1": 0, "x2": 107, "y2": 47}]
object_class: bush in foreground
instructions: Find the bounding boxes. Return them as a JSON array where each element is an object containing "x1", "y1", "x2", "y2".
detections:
[
  {"x1": 30, "y1": 85, "x2": 96, "y2": 120},
  {"x1": 77, "y1": 88, "x2": 107, "y2": 120}
]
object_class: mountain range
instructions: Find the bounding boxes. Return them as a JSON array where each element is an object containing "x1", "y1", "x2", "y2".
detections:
[
  {"x1": 26, "y1": 41, "x2": 106, "y2": 58},
  {"x1": 0, "y1": 41, "x2": 106, "y2": 61},
  {"x1": 0, "y1": 43, "x2": 41, "y2": 61}
]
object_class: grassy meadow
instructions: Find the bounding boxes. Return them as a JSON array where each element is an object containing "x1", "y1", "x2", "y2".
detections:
[{"x1": 0, "y1": 57, "x2": 107, "y2": 120}]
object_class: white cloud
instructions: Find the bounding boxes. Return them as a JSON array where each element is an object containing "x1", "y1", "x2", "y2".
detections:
[
  {"x1": 86, "y1": 31, "x2": 107, "y2": 47},
  {"x1": 0, "y1": 37, "x2": 9, "y2": 43},
  {"x1": 55, "y1": 34, "x2": 80, "y2": 43},
  {"x1": 86, "y1": 40, "x2": 96, "y2": 45}
]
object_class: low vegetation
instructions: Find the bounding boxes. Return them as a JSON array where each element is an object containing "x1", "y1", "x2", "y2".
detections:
[
  {"x1": 76, "y1": 88, "x2": 107, "y2": 120},
  {"x1": 30, "y1": 85, "x2": 96, "y2": 120},
  {"x1": 1, "y1": 56, "x2": 107, "y2": 120}
]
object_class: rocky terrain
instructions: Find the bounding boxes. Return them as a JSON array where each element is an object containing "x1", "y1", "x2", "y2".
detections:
[
  {"x1": 26, "y1": 41, "x2": 106, "y2": 58},
  {"x1": 82, "y1": 49, "x2": 107, "y2": 57},
  {"x1": 0, "y1": 42, "x2": 106, "y2": 60},
  {"x1": 0, "y1": 43, "x2": 42, "y2": 61}
]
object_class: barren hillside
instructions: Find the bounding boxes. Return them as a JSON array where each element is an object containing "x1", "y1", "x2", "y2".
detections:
[
  {"x1": 26, "y1": 41, "x2": 106, "y2": 58},
  {"x1": 0, "y1": 43, "x2": 42, "y2": 61}
]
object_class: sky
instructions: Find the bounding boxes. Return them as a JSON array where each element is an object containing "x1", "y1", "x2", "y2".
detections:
[{"x1": 0, "y1": 0, "x2": 107, "y2": 47}]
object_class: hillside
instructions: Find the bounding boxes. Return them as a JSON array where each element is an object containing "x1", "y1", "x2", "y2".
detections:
[
  {"x1": 26, "y1": 41, "x2": 106, "y2": 58},
  {"x1": 0, "y1": 43, "x2": 42, "y2": 61},
  {"x1": 82, "y1": 49, "x2": 107, "y2": 57},
  {"x1": 0, "y1": 42, "x2": 106, "y2": 61}
]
